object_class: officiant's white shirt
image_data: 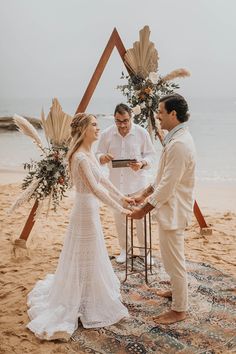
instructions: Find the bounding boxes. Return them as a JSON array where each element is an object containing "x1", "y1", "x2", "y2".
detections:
[{"x1": 96, "y1": 123, "x2": 155, "y2": 195}]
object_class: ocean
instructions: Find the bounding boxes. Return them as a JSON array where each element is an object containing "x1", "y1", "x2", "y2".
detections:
[{"x1": 0, "y1": 97, "x2": 236, "y2": 182}]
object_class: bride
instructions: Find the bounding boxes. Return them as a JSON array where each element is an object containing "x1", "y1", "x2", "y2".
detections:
[{"x1": 26, "y1": 113, "x2": 133, "y2": 340}]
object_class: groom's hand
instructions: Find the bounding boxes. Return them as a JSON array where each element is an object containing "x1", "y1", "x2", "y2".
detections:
[
  {"x1": 130, "y1": 203, "x2": 154, "y2": 219},
  {"x1": 130, "y1": 207, "x2": 145, "y2": 219},
  {"x1": 134, "y1": 193, "x2": 146, "y2": 205}
]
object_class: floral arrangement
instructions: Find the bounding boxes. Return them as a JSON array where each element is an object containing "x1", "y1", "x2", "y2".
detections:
[
  {"x1": 11, "y1": 99, "x2": 72, "y2": 214},
  {"x1": 118, "y1": 26, "x2": 190, "y2": 140},
  {"x1": 22, "y1": 147, "x2": 69, "y2": 211},
  {"x1": 117, "y1": 71, "x2": 179, "y2": 136}
]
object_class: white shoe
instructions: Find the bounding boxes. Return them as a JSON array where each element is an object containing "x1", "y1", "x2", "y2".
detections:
[
  {"x1": 147, "y1": 256, "x2": 155, "y2": 266},
  {"x1": 116, "y1": 249, "x2": 126, "y2": 263},
  {"x1": 140, "y1": 251, "x2": 155, "y2": 266}
]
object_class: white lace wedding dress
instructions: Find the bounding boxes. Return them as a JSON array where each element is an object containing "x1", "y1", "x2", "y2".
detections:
[{"x1": 27, "y1": 152, "x2": 129, "y2": 340}]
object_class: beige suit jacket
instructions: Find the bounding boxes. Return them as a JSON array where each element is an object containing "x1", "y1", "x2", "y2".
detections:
[{"x1": 148, "y1": 127, "x2": 196, "y2": 230}]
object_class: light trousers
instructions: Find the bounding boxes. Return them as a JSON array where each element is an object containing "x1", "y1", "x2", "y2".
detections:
[
  {"x1": 158, "y1": 225, "x2": 188, "y2": 312},
  {"x1": 113, "y1": 210, "x2": 145, "y2": 250}
]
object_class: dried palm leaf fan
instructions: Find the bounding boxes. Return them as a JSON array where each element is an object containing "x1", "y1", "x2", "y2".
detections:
[
  {"x1": 124, "y1": 26, "x2": 160, "y2": 141},
  {"x1": 41, "y1": 98, "x2": 72, "y2": 147},
  {"x1": 124, "y1": 25, "x2": 159, "y2": 78}
]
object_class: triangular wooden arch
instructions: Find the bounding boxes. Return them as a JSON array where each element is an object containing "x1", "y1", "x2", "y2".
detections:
[
  {"x1": 17, "y1": 28, "x2": 208, "y2": 245},
  {"x1": 74, "y1": 27, "x2": 208, "y2": 230},
  {"x1": 75, "y1": 28, "x2": 130, "y2": 114}
]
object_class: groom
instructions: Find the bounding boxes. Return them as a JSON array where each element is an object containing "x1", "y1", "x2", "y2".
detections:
[{"x1": 131, "y1": 94, "x2": 196, "y2": 324}]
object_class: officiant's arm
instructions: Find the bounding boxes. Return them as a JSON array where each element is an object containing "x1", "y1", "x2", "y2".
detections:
[
  {"x1": 130, "y1": 203, "x2": 154, "y2": 220},
  {"x1": 140, "y1": 129, "x2": 156, "y2": 170},
  {"x1": 96, "y1": 130, "x2": 113, "y2": 165},
  {"x1": 129, "y1": 130, "x2": 155, "y2": 171}
]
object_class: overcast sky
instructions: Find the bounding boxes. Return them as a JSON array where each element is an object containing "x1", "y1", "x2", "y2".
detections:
[{"x1": 0, "y1": 0, "x2": 236, "y2": 114}]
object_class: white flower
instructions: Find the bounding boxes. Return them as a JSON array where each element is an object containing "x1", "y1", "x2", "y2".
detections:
[
  {"x1": 132, "y1": 105, "x2": 141, "y2": 116},
  {"x1": 124, "y1": 88, "x2": 129, "y2": 94},
  {"x1": 140, "y1": 102, "x2": 146, "y2": 109},
  {"x1": 149, "y1": 72, "x2": 158, "y2": 84}
]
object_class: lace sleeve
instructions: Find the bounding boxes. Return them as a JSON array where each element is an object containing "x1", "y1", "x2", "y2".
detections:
[
  {"x1": 76, "y1": 156, "x2": 126, "y2": 213},
  {"x1": 100, "y1": 174, "x2": 124, "y2": 201}
]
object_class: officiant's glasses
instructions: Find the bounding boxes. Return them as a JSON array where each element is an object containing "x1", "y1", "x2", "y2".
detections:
[{"x1": 115, "y1": 118, "x2": 130, "y2": 125}]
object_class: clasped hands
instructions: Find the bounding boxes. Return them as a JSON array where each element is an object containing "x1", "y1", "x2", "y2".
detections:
[{"x1": 122, "y1": 193, "x2": 153, "y2": 219}]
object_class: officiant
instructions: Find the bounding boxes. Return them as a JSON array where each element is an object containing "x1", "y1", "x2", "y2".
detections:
[{"x1": 96, "y1": 103, "x2": 155, "y2": 264}]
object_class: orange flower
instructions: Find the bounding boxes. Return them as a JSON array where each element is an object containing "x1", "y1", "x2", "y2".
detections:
[
  {"x1": 53, "y1": 152, "x2": 59, "y2": 160},
  {"x1": 144, "y1": 87, "x2": 152, "y2": 94},
  {"x1": 58, "y1": 177, "x2": 64, "y2": 185}
]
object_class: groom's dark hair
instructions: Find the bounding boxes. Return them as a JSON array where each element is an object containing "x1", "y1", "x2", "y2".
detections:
[
  {"x1": 159, "y1": 94, "x2": 190, "y2": 122},
  {"x1": 114, "y1": 103, "x2": 132, "y2": 117}
]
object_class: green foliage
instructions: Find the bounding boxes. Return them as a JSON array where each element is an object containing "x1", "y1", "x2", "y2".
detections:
[
  {"x1": 22, "y1": 147, "x2": 70, "y2": 211},
  {"x1": 117, "y1": 72, "x2": 179, "y2": 134}
]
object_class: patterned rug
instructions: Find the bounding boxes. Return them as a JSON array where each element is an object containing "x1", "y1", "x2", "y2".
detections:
[{"x1": 70, "y1": 258, "x2": 236, "y2": 354}]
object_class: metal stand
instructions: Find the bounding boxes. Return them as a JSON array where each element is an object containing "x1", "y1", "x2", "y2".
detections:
[{"x1": 123, "y1": 213, "x2": 153, "y2": 284}]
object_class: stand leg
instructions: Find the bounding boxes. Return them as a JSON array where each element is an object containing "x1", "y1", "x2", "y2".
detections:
[
  {"x1": 144, "y1": 215, "x2": 148, "y2": 284},
  {"x1": 124, "y1": 216, "x2": 128, "y2": 283},
  {"x1": 131, "y1": 219, "x2": 134, "y2": 271},
  {"x1": 149, "y1": 212, "x2": 153, "y2": 274}
]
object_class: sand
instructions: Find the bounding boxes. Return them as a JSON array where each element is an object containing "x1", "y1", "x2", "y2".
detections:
[{"x1": 0, "y1": 174, "x2": 236, "y2": 353}]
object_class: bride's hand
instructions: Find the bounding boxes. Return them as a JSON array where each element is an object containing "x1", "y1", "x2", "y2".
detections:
[
  {"x1": 121, "y1": 208, "x2": 133, "y2": 216},
  {"x1": 122, "y1": 196, "x2": 135, "y2": 208}
]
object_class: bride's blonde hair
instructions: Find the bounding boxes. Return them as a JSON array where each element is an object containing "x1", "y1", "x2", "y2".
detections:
[{"x1": 67, "y1": 113, "x2": 95, "y2": 173}]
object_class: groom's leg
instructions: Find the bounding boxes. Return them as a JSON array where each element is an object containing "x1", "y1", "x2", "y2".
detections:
[{"x1": 154, "y1": 225, "x2": 187, "y2": 324}]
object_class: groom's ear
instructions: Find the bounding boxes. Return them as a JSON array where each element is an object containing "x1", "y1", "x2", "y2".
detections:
[{"x1": 171, "y1": 110, "x2": 177, "y2": 117}]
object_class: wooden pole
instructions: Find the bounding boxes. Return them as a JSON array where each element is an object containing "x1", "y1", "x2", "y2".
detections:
[
  {"x1": 75, "y1": 28, "x2": 128, "y2": 114},
  {"x1": 193, "y1": 200, "x2": 208, "y2": 229},
  {"x1": 18, "y1": 200, "x2": 38, "y2": 241}
]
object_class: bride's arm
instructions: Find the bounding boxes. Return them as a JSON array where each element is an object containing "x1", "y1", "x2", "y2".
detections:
[
  {"x1": 99, "y1": 174, "x2": 124, "y2": 201},
  {"x1": 76, "y1": 157, "x2": 130, "y2": 214}
]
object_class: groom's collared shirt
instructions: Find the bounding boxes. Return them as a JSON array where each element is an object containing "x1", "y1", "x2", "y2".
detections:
[
  {"x1": 96, "y1": 123, "x2": 155, "y2": 195},
  {"x1": 162, "y1": 122, "x2": 187, "y2": 147},
  {"x1": 148, "y1": 125, "x2": 196, "y2": 230}
]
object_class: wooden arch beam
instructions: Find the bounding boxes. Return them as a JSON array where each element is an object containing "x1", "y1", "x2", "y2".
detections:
[{"x1": 75, "y1": 28, "x2": 128, "y2": 114}]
